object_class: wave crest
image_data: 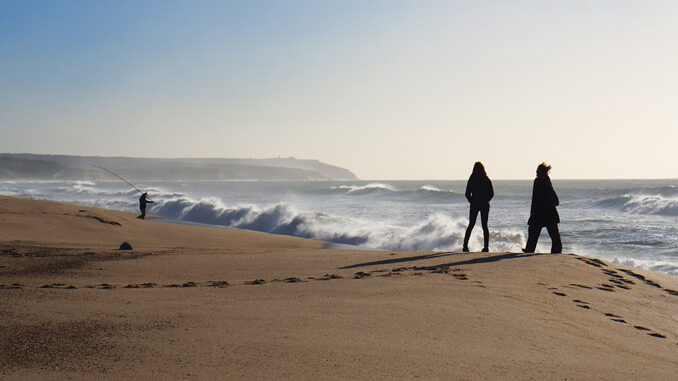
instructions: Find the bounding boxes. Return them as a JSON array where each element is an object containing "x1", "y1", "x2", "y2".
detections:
[
  {"x1": 613, "y1": 257, "x2": 678, "y2": 276},
  {"x1": 333, "y1": 183, "x2": 396, "y2": 195},
  {"x1": 595, "y1": 194, "x2": 678, "y2": 216},
  {"x1": 150, "y1": 199, "x2": 523, "y2": 251}
]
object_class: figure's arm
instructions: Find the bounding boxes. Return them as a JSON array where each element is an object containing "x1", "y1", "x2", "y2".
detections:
[
  {"x1": 465, "y1": 180, "x2": 472, "y2": 203},
  {"x1": 530, "y1": 181, "x2": 538, "y2": 216},
  {"x1": 488, "y1": 179, "x2": 494, "y2": 201},
  {"x1": 551, "y1": 183, "x2": 559, "y2": 207}
]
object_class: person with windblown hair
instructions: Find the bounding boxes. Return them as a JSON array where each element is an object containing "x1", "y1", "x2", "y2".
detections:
[
  {"x1": 522, "y1": 163, "x2": 562, "y2": 254},
  {"x1": 463, "y1": 162, "x2": 494, "y2": 253}
]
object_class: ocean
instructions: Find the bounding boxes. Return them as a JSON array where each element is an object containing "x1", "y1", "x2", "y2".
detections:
[{"x1": 2, "y1": 179, "x2": 677, "y2": 276}]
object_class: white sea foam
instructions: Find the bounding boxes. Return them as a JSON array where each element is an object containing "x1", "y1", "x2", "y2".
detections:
[
  {"x1": 621, "y1": 195, "x2": 678, "y2": 216},
  {"x1": 148, "y1": 197, "x2": 525, "y2": 251},
  {"x1": 595, "y1": 193, "x2": 678, "y2": 216},
  {"x1": 419, "y1": 185, "x2": 442, "y2": 192},
  {"x1": 612, "y1": 257, "x2": 678, "y2": 276},
  {"x1": 333, "y1": 183, "x2": 396, "y2": 195}
]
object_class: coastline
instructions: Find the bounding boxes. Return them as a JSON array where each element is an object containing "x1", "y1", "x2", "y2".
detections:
[{"x1": 1, "y1": 195, "x2": 677, "y2": 379}]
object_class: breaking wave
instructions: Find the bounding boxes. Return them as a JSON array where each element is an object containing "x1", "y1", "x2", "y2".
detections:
[
  {"x1": 333, "y1": 183, "x2": 396, "y2": 195},
  {"x1": 596, "y1": 194, "x2": 678, "y2": 216},
  {"x1": 327, "y1": 183, "x2": 462, "y2": 202},
  {"x1": 613, "y1": 257, "x2": 678, "y2": 276},
  {"x1": 149, "y1": 197, "x2": 524, "y2": 251},
  {"x1": 419, "y1": 185, "x2": 442, "y2": 192}
]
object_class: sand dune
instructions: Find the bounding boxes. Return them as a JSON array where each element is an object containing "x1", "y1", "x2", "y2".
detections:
[{"x1": 1, "y1": 195, "x2": 677, "y2": 380}]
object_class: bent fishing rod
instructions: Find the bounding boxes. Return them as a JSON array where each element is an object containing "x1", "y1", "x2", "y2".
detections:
[{"x1": 93, "y1": 165, "x2": 153, "y2": 201}]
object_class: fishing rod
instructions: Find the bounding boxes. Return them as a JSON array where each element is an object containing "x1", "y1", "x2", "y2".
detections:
[{"x1": 93, "y1": 165, "x2": 150, "y2": 199}]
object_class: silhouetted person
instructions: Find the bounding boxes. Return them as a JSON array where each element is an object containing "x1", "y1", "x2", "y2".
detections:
[
  {"x1": 463, "y1": 162, "x2": 494, "y2": 252},
  {"x1": 522, "y1": 163, "x2": 562, "y2": 254},
  {"x1": 137, "y1": 192, "x2": 154, "y2": 219}
]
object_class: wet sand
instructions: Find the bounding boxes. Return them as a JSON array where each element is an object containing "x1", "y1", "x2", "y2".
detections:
[{"x1": 1, "y1": 195, "x2": 677, "y2": 380}]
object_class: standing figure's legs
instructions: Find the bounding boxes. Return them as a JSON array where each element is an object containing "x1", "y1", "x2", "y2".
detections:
[
  {"x1": 463, "y1": 206, "x2": 480, "y2": 252},
  {"x1": 480, "y1": 207, "x2": 490, "y2": 252},
  {"x1": 546, "y1": 224, "x2": 562, "y2": 253},
  {"x1": 523, "y1": 224, "x2": 542, "y2": 253},
  {"x1": 138, "y1": 206, "x2": 146, "y2": 219}
]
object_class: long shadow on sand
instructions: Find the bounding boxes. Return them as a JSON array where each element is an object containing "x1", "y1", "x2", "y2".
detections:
[
  {"x1": 338, "y1": 252, "x2": 459, "y2": 270},
  {"x1": 339, "y1": 252, "x2": 543, "y2": 270}
]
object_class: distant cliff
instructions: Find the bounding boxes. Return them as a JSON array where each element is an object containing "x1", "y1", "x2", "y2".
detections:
[{"x1": 0, "y1": 154, "x2": 358, "y2": 181}]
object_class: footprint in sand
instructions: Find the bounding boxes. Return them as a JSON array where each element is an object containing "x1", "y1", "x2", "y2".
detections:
[
  {"x1": 354, "y1": 272, "x2": 371, "y2": 279},
  {"x1": 283, "y1": 277, "x2": 305, "y2": 283},
  {"x1": 40, "y1": 283, "x2": 74, "y2": 289},
  {"x1": 125, "y1": 282, "x2": 156, "y2": 288},
  {"x1": 316, "y1": 274, "x2": 343, "y2": 280},
  {"x1": 245, "y1": 279, "x2": 266, "y2": 285},
  {"x1": 570, "y1": 283, "x2": 593, "y2": 289},
  {"x1": 607, "y1": 279, "x2": 631, "y2": 290},
  {"x1": 206, "y1": 281, "x2": 229, "y2": 288},
  {"x1": 596, "y1": 284, "x2": 615, "y2": 292},
  {"x1": 1, "y1": 283, "x2": 23, "y2": 289},
  {"x1": 576, "y1": 257, "x2": 607, "y2": 268},
  {"x1": 571, "y1": 299, "x2": 590, "y2": 309},
  {"x1": 602, "y1": 269, "x2": 623, "y2": 278},
  {"x1": 648, "y1": 333, "x2": 666, "y2": 338},
  {"x1": 551, "y1": 291, "x2": 567, "y2": 297},
  {"x1": 633, "y1": 326, "x2": 651, "y2": 331},
  {"x1": 603, "y1": 313, "x2": 628, "y2": 323}
]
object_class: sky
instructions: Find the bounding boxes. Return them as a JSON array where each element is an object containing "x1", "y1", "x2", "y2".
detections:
[{"x1": 1, "y1": 0, "x2": 678, "y2": 180}]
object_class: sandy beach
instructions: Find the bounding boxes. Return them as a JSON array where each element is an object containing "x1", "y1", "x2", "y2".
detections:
[{"x1": 1, "y1": 194, "x2": 677, "y2": 380}]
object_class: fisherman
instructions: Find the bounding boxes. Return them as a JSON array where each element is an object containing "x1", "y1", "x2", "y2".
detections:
[{"x1": 138, "y1": 192, "x2": 154, "y2": 219}]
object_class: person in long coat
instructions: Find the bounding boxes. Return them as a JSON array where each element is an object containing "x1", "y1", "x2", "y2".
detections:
[
  {"x1": 463, "y1": 162, "x2": 494, "y2": 252},
  {"x1": 522, "y1": 163, "x2": 562, "y2": 253}
]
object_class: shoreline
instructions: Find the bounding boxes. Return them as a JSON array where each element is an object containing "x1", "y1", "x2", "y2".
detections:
[
  {"x1": 1, "y1": 195, "x2": 677, "y2": 379},
  {"x1": 4, "y1": 191, "x2": 675, "y2": 278}
]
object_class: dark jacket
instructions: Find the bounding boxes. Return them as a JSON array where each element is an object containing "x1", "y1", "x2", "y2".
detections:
[
  {"x1": 528, "y1": 176, "x2": 560, "y2": 226},
  {"x1": 465, "y1": 176, "x2": 494, "y2": 208},
  {"x1": 139, "y1": 194, "x2": 153, "y2": 210}
]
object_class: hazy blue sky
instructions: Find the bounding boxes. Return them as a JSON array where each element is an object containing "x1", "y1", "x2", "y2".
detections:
[{"x1": 2, "y1": 1, "x2": 677, "y2": 179}]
